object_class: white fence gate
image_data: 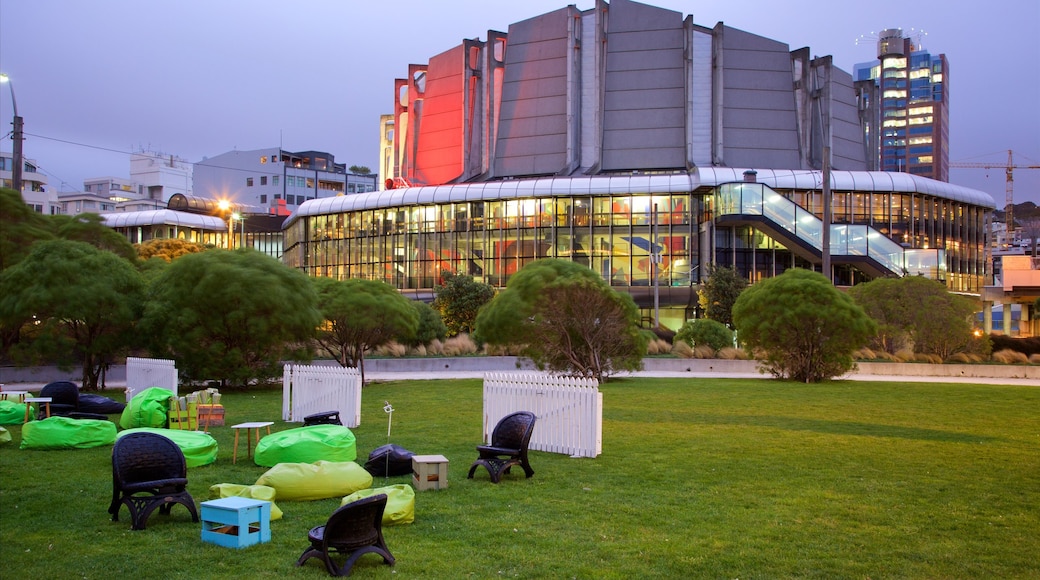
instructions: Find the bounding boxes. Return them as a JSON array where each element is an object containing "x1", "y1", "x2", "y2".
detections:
[
  {"x1": 125, "y1": 357, "x2": 178, "y2": 400},
  {"x1": 482, "y1": 372, "x2": 602, "y2": 458},
  {"x1": 282, "y1": 364, "x2": 362, "y2": 427}
]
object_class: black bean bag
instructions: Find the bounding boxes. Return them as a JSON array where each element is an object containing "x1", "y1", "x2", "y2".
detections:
[
  {"x1": 78, "y1": 393, "x2": 127, "y2": 415},
  {"x1": 364, "y1": 443, "x2": 415, "y2": 477}
]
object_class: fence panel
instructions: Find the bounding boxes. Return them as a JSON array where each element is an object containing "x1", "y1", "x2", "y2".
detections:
[
  {"x1": 282, "y1": 364, "x2": 362, "y2": 427},
  {"x1": 125, "y1": 357, "x2": 178, "y2": 400},
  {"x1": 482, "y1": 372, "x2": 602, "y2": 458}
]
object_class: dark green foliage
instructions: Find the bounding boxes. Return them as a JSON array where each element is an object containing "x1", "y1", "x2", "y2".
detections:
[
  {"x1": 311, "y1": 277, "x2": 418, "y2": 382},
  {"x1": 698, "y1": 264, "x2": 747, "y2": 326},
  {"x1": 849, "y1": 276, "x2": 988, "y2": 359},
  {"x1": 0, "y1": 187, "x2": 54, "y2": 272},
  {"x1": 990, "y1": 334, "x2": 1040, "y2": 357},
  {"x1": 433, "y1": 272, "x2": 495, "y2": 337},
  {"x1": 733, "y1": 268, "x2": 876, "y2": 382},
  {"x1": 0, "y1": 240, "x2": 144, "y2": 389},
  {"x1": 475, "y1": 259, "x2": 646, "y2": 381},
  {"x1": 140, "y1": 248, "x2": 320, "y2": 386},
  {"x1": 675, "y1": 318, "x2": 734, "y2": 351},
  {"x1": 411, "y1": 300, "x2": 447, "y2": 346},
  {"x1": 49, "y1": 213, "x2": 138, "y2": 263}
]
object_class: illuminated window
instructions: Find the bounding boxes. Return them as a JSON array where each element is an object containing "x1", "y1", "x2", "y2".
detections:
[
  {"x1": 908, "y1": 106, "x2": 933, "y2": 115},
  {"x1": 883, "y1": 110, "x2": 907, "y2": 118},
  {"x1": 882, "y1": 57, "x2": 907, "y2": 69},
  {"x1": 883, "y1": 69, "x2": 907, "y2": 78},
  {"x1": 933, "y1": 73, "x2": 943, "y2": 82},
  {"x1": 883, "y1": 119, "x2": 907, "y2": 127},
  {"x1": 883, "y1": 90, "x2": 907, "y2": 99},
  {"x1": 909, "y1": 69, "x2": 931, "y2": 80},
  {"x1": 260, "y1": 156, "x2": 267, "y2": 164},
  {"x1": 915, "y1": 156, "x2": 933, "y2": 164},
  {"x1": 908, "y1": 116, "x2": 933, "y2": 125},
  {"x1": 909, "y1": 136, "x2": 933, "y2": 145}
]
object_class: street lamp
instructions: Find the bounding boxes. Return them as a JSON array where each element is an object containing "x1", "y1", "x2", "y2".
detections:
[{"x1": 0, "y1": 73, "x2": 23, "y2": 194}]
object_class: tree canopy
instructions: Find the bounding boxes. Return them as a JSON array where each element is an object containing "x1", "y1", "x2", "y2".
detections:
[
  {"x1": 137, "y1": 238, "x2": 209, "y2": 263},
  {"x1": 140, "y1": 249, "x2": 320, "y2": 386},
  {"x1": 433, "y1": 272, "x2": 495, "y2": 337},
  {"x1": 312, "y1": 277, "x2": 418, "y2": 383},
  {"x1": 675, "y1": 318, "x2": 734, "y2": 352},
  {"x1": 733, "y1": 268, "x2": 876, "y2": 382},
  {"x1": 0, "y1": 239, "x2": 144, "y2": 389},
  {"x1": 697, "y1": 264, "x2": 747, "y2": 326},
  {"x1": 475, "y1": 259, "x2": 646, "y2": 381}
]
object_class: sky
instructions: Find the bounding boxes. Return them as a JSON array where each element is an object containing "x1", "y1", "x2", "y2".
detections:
[{"x1": 1, "y1": 0, "x2": 1038, "y2": 205}]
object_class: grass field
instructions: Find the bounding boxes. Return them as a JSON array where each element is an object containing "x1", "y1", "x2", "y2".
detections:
[{"x1": 1, "y1": 377, "x2": 1037, "y2": 579}]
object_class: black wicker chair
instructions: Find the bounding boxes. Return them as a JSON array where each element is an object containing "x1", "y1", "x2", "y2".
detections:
[
  {"x1": 296, "y1": 493, "x2": 395, "y2": 577},
  {"x1": 38, "y1": 381, "x2": 79, "y2": 418},
  {"x1": 108, "y1": 432, "x2": 199, "y2": 531},
  {"x1": 467, "y1": 411, "x2": 537, "y2": 484}
]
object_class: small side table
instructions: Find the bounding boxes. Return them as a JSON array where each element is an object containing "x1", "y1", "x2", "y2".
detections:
[
  {"x1": 200, "y1": 497, "x2": 271, "y2": 548},
  {"x1": 0, "y1": 391, "x2": 29, "y2": 402},
  {"x1": 231, "y1": 422, "x2": 273, "y2": 464},
  {"x1": 24, "y1": 397, "x2": 52, "y2": 423},
  {"x1": 412, "y1": 454, "x2": 450, "y2": 491}
]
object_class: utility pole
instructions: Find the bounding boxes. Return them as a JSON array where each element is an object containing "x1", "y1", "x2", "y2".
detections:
[{"x1": 1, "y1": 74, "x2": 23, "y2": 193}]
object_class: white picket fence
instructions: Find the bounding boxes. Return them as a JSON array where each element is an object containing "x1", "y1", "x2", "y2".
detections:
[
  {"x1": 125, "y1": 357, "x2": 178, "y2": 400},
  {"x1": 482, "y1": 372, "x2": 602, "y2": 458},
  {"x1": 282, "y1": 364, "x2": 362, "y2": 427}
]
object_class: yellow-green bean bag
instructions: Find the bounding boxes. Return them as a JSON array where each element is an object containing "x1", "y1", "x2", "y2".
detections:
[
  {"x1": 209, "y1": 483, "x2": 283, "y2": 520},
  {"x1": 255, "y1": 460, "x2": 371, "y2": 501},
  {"x1": 341, "y1": 484, "x2": 415, "y2": 525},
  {"x1": 117, "y1": 427, "x2": 218, "y2": 467},
  {"x1": 0, "y1": 426, "x2": 10, "y2": 444},
  {"x1": 20, "y1": 416, "x2": 116, "y2": 450},
  {"x1": 253, "y1": 424, "x2": 357, "y2": 467}
]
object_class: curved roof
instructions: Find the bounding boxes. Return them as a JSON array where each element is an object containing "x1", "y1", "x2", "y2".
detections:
[
  {"x1": 101, "y1": 209, "x2": 228, "y2": 230},
  {"x1": 284, "y1": 170, "x2": 995, "y2": 228}
]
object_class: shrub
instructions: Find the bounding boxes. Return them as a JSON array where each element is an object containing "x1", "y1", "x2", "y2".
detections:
[
  {"x1": 894, "y1": 348, "x2": 916, "y2": 362},
  {"x1": 675, "y1": 318, "x2": 734, "y2": 352},
  {"x1": 671, "y1": 341, "x2": 694, "y2": 358},
  {"x1": 442, "y1": 334, "x2": 478, "y2": 356},
  {"x1": 718, "y1": 347, "x2": 749, "y2": 360},
  {"x1": 993, "y1": 349, "x2": 1029, "y2": 364},
  {"x1": 375, "y1": 341, "x2": 407, "y2": 357},
  {"x1": 854, "y1": 348, "x2": 877, "y2": 360},
  {"x1": 646, "y1": 338, "x2": 672, "y2": 355},
  {"x1": 914, "y1": 353, "x2": 943, "y2": 364},
  {"x1": 426, "y1": 339, "x2": 444, "y2": 356}
]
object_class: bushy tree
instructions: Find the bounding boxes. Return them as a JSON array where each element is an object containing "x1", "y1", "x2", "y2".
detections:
[
  {"x1": 137, "y1": 238, "x2": 208, "y2": 262},
  {"x1": 50, "y1": 213, "x2": 138, "y2": 263},
  {"x1": 848, "y1": 276, "x2": 987, "y2": 359},
  {"x1": 140, "y1": 249, "x2": 320, "y2": 386},
  {"x1": 312, "y1": 277, "x2": 418, "y2": 383},
  {"x1": 0, "y1": 188, "x2": 54, "y2": 357},
  {"x1": 433, "y1": 272, "x2": 495, "y2": 337},
  {"x1": 698, "y1": 264, "x2": 747, "y2": 326},
  {"x1": 733, "y1": 268, "x2": 876, "y2": 382},
  {"x1": 410, "y1": 301, "x2": 447, "y2": 346},
  {"x1": 0, "y1": 240, "x2": 144, "y2": 389},
  {"x1": 675, "y1": 318, "x2": 734, "y2": 352},
  {"x1": 475, "y1": 259, "x2": 646, "y2": 382}
]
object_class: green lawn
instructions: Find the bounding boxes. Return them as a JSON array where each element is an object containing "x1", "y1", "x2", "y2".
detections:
[{"x1": 1, "y1": 378, "x2": 1037, "y2": 579}]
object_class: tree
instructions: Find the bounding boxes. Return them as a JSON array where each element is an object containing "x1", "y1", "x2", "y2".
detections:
[
  {"x1": 0, "y1": 187, "x2": 54, "y2": 358},
  {"x1": 410, "y1": 301, "x2": 447, "y2": 346},
  {"x1": 312, "y1": 277, "x2": 418, "y2": 383},
  {"x1": 698, "y1": 264, "x2": 747, "y2": 327},
  {"x1": 50, "y1": 213, "x2": 139, "y2": 263},
  {"x1": 733, "y1": 268, "x2": 876, "y2": 382},
  {"x1": 348, "y1": 165, "x2": 372, "y2": 175},
  {"x1": 140, "y1": 249, "x2": 320, "y2": 386},
  {"x1": 137, "y1": 238, "x2": 208, "y2": 262},
  {"x1": 475, "y1": 259, "x2": 646, "y2": 382},
  {"x1": 0, "y1": 240, "x2": 144, "y2": 389},
  {"x1": 675, "y1": 318, "x2": 734, "y2": 352},
  {"x1": 433, "y1": 272, "x2": 495, "y2": 337},
  {"x1": 849, "y1": 276, "x2": 986, "y2": 359}
]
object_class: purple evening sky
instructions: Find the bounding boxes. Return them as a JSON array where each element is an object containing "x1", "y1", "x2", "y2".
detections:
[{"x1": 1, "y1": 0, "x2": 1037, "y2": 205}]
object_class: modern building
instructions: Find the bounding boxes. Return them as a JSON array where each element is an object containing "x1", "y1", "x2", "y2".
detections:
[
  {"x1": 129, "y1": 150, "x2": 193, "y2": 203},
  {"x1": 2, "y1": 151, "x2": 57, "y2": 214},
  {"x1": 281, "y1": 0, "x2": 994, "y2": 334},
  {"x1": 193, "y1": 148, "x2": 378, "y2": 217},
  {"x1": 854, "y1": 29, "x2": 949, "y2": 181}
]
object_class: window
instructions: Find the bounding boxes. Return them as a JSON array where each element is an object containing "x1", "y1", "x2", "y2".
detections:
[
  {"x1": 273, "y1": 175, "x2": 280, "y2": 186},
  {"x1": 260, "y1": 156, "x2": 267, "y2": 164},
  {"x1": 260, "y1": 195, "x2": 267, "y2": 204},
  {"x1": 246, "y1": 177, "x2": 254, "y2": 187},
  {"x1": 260, "y1": 176, "x2": 267, "y2": 185}
]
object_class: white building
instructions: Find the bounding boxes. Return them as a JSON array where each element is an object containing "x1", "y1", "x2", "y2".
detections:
[
  {"x1": 2, "y1": 150, "x2": 58, "y2": 214},
  {"x1": 129, "y1": 150, "x2": 192, "y2": 203},
  {"x1": 193, "y1": 147, "x2": 377, "y2": 216}
]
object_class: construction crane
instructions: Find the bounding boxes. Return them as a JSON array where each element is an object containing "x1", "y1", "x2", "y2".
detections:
[{"x1": 950, "y1": 149, "x2": 1040, "y2": 237}]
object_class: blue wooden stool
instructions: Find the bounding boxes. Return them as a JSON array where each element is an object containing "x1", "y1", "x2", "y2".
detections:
[{"x1": 201, "y1": 497, "x2": 271, "y2": 548}]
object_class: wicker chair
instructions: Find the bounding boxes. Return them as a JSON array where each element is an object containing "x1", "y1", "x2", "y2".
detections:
[
  {"x1": 467, "y1": 411, "x2": 537, "y2": 484},
  {"x1": 296, "y1": 493, "x2": 395, "y2": 577},
  {"x1": 38, "y1": 381, "x2": 79, "y2": 418},
  {"x1": 108, "y1": 432, "x2": 199, "y2": 531}
]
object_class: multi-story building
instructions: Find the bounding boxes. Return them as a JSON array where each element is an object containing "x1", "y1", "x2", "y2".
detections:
[
  {"x1": 129, "y1": 150, "x2": 193, "y2": 204},
  {"x1": 193, "y1": 148, "x2": 378, "y2": 216},
  {"x1": 2, "y1": 151, "x2": 57, "y2": 213},
  {"x1": 283, "y1": 0, "x2": 996, "y2": 332},
  {"x1": 854, "y1": 29, "x2": 949, "y2": 181}
]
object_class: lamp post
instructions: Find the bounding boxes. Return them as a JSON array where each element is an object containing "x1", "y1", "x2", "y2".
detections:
[{"x1": 0, "y1": 73, "x2": 23, "y2": 194}]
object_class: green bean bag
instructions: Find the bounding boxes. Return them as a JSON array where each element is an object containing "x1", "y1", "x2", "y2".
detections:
[
  {"x1": 0, "y1": 400, "x2": 28, "y2": 425},
  {"x1": 209, "y1": 483, "x2": 283, "y2": 520},
  {"x1": 255, "y1": 460, "x2": 372, "y2": 501},
  {"x1": 0, "y1": 426, "x2": 10, "y2": 444},
  {"x1": 117, "y1": 427, "x2": 218, "y2": 467},
  {"x1": 253, "y1": 424, "x2": 357, "y2": 467},
  {"x1": 20, "y1": 416, "x2": 116, "y2": 450},
  {"x1": 341, "y1": 484, "x2": 415, "y2": 525},
  {"x1": 119, "y1": 387, "x2": 173, "y2": 429}
]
